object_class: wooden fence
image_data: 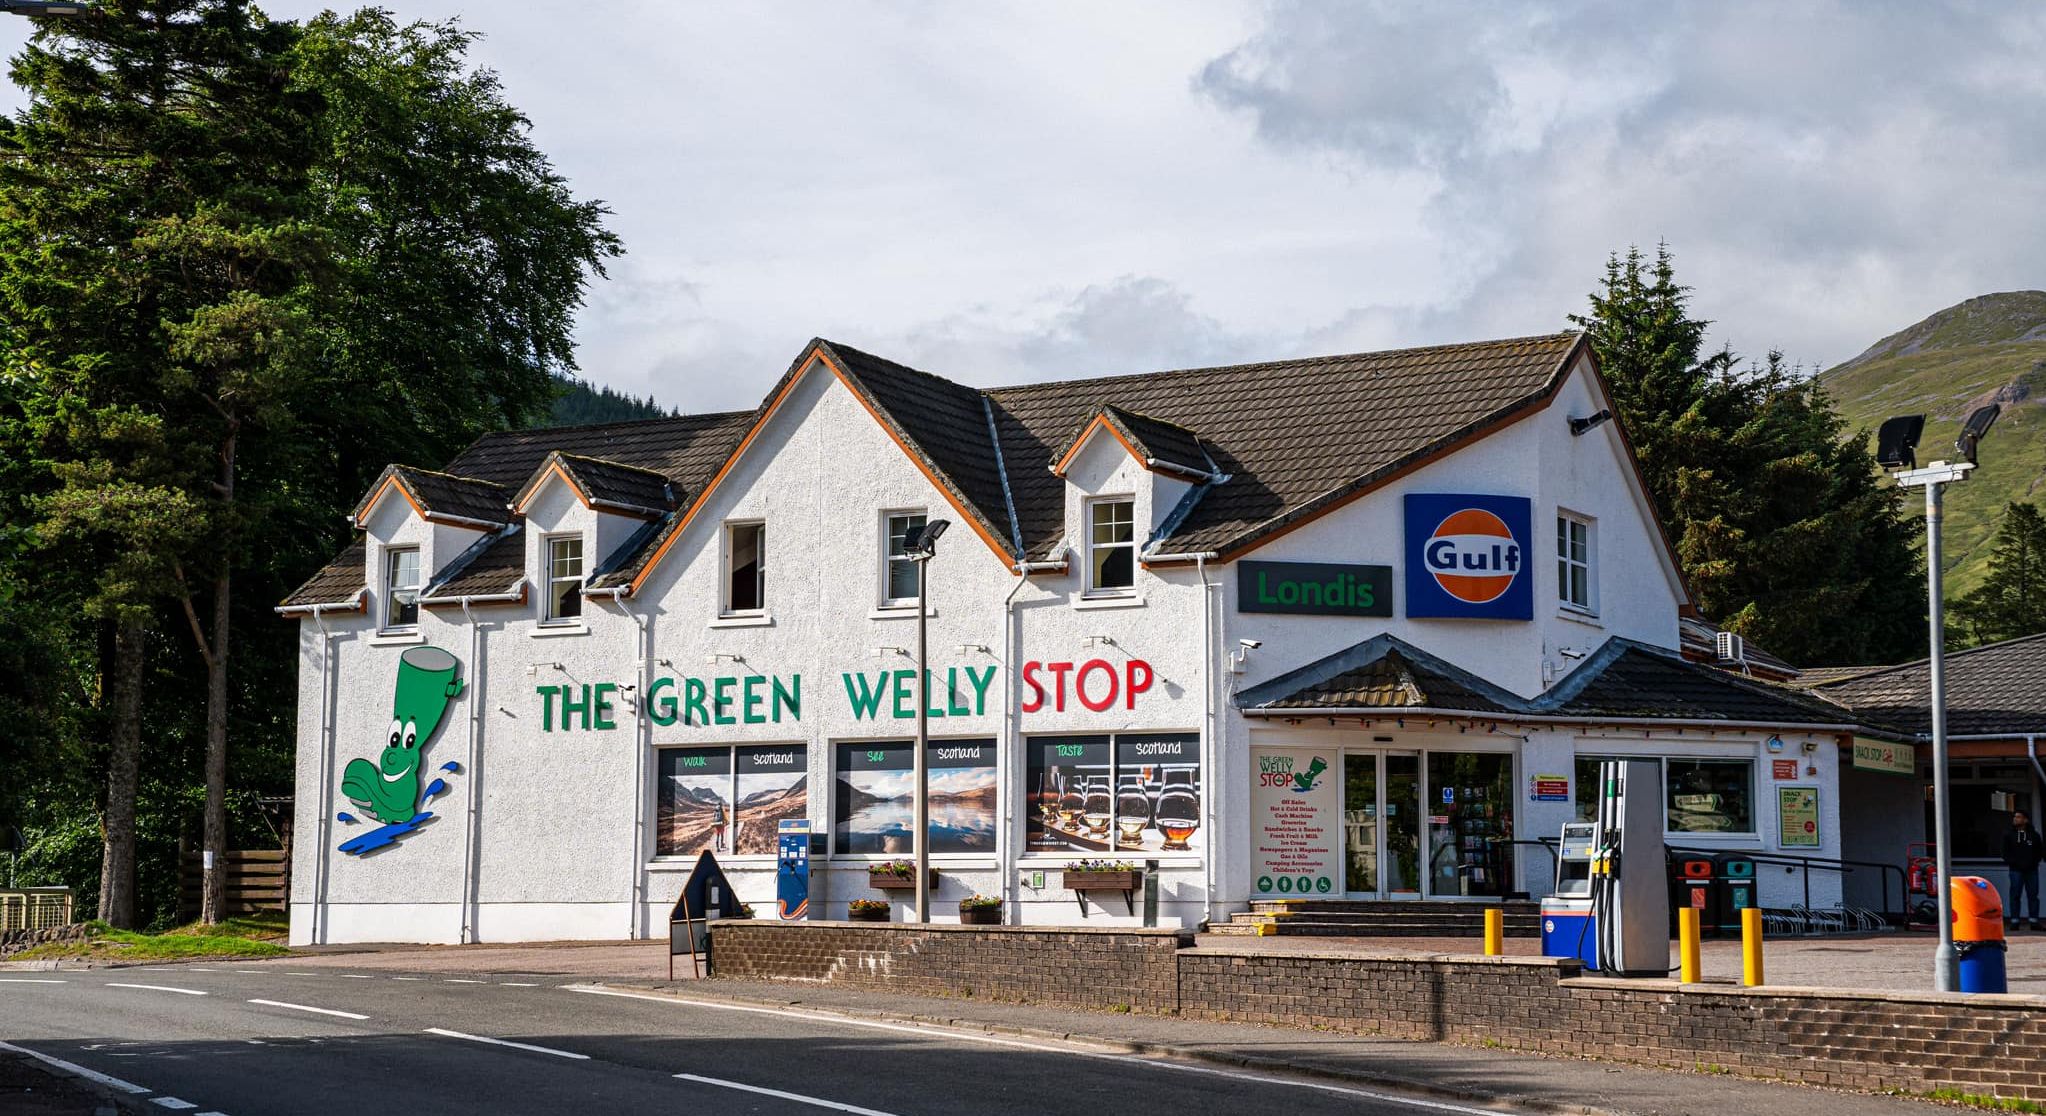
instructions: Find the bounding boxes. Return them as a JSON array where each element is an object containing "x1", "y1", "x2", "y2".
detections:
[{"x1": 178, "y1": 848, "x2": 288, "y2": 920}]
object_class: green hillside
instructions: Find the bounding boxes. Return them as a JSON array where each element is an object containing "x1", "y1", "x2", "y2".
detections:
[
  {"x1": 546, "y1": 374, "x2": 675, "y2": 426},
  {"x1": 1818, "y1": 291, "x2": 2046, "y2": 598}
]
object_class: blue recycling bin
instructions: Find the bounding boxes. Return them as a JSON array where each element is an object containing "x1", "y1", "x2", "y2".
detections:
[{"x1": 1956, "y1": 940, "x2": 2008, "y2": 994}]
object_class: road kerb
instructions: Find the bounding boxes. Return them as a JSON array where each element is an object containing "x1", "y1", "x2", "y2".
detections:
[{"x1": 584, "y1": 982, "x2": 1617, "y2": 1116}]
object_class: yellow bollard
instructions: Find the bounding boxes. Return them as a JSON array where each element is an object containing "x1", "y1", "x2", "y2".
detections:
[
  {"x1": 1484, "y1": 907, "x2": 1504, "y2": 956},
  {"x1": 1741, "y1": 906, "x2": 1764, "y2": 986},
  {"x1": 1678, "y1": 907, "x2": 1702, "y2": 983}
]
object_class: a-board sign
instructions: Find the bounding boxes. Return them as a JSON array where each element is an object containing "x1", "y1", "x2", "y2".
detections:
[{"x1": 668, "y1": 850, "x2": 743, "y2": 977}]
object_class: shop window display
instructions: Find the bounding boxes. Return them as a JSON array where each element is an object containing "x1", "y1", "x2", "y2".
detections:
[
  {"x1": 1426, "y1": 752, "x2": 1514, "y2": 898},
  {"x1": 1026, "y1": 733, "x2": 1201, "y2": 854},
  {"x1": 1665, "y1": 758, "x2": 1754, "y2": 834},
  {"x1": 656, "y1": 745, "x2": 807, "y2": 857},
  {"x1": 832, "y1": 738, "x2": 996, "y2": 855}
]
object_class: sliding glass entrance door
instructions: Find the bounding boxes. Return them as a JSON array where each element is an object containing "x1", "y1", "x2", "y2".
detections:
[{"x1": 1343, "y1": 752, "x2": 1422, "y2": 899}]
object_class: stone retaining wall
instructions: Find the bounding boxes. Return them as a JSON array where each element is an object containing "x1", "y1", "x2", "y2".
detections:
[
  {"x1": 706, "y1": 920, "x2": 1191, "y2": 1014},
  {"x1": 709, "y1": 924, "x2": 2046, "y2": 1103}
]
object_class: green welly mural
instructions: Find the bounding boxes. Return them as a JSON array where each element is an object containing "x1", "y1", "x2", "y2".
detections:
[{"x1": 336, "y1": 646, "x2": 465, "y2": 856}]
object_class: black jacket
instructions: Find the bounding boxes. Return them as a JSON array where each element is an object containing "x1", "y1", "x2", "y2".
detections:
[{"x1": 2003, "y1": 825, "x2": 2043, "y2": 872}]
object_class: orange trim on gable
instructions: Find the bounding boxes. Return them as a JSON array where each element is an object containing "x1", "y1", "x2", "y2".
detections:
[
  {"x1": 627, "y1": 346, "x2": 1016, "y2": 594},
  {"x1": 1053, "y1": 413, "x2": 1144, "y2": 477},
  {"x1": 354, "y1": 473, "x2": 425, "y2": 527},
  {"x1": 515, "y1": 459, "x2": 589, "y2": 516}
]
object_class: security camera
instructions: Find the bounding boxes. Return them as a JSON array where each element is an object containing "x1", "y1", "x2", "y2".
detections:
[{"x1": 1238, "y1": 638, "x2": 1262, "y2": 650}]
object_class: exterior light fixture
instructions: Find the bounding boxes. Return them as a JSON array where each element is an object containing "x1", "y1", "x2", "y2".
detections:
[
  {"x1": 904, "y1": 518, "x2": 952, "y2": 924},
  {"x1": 1568, "y1": 409, "x2": 1613, "y2": 436},
  {"x1": 1883, "y1": 403, "x2": 2000, "y2": 992}
]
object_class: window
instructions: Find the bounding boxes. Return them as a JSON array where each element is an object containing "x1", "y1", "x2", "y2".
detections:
[
  {"x1": 383, "y1": 546, "x2": 421, "y2": 630},
  {"x1": 656, "y1": 745, "x2": 807, "y2": 857},
  {"x1": 1087, "y1": 498, "x2": 1135, "y2": 593},
  {"x1": 1666, "y1": 758, "x2": 1755, "y2": 834},
  {"x1": 1556, "y1": 513, "x2": 1594, "y2": 612},
  {"x1": 546, "y1": 535, "x2": 584, "y2": 622},
  {"x1": 882, "y1": 511, "x2": 926, "y2": 606},
  {"x1": 833, "y1": 739, "x2": 996, "y2": 854},
  {"x1": 1025, "y1": 733, "x2": 1201, "y2": 855},
  {"x1": 725, "y1": 522, "x2": 765, "y2": 614}
]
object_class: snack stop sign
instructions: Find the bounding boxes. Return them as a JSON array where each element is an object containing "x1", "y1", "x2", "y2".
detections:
[{"x1": 1404, "y1": 493, "x2": 1534, "y2": 620}]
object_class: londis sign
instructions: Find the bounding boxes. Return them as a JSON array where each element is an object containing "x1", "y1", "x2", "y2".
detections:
[
  {"x1": 1403, "y1": 493, "x2": 1533, "y2": 620},
  {"x1": 1238, "y1": 560, "x2": 1392, "y2": 617}
]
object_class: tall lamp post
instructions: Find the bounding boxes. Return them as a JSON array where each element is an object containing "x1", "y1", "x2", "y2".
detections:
[
  {"x1": 903, "y1": 518, "x2": 950, "y2": 924},
  {"x1": 1878, "y1": 405, "x2": 2000, "y2": 992}
]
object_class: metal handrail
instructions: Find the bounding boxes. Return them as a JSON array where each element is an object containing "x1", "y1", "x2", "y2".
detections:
[{"x1": 1667, "y1": 845, "x2": 1908, "y2": 921}]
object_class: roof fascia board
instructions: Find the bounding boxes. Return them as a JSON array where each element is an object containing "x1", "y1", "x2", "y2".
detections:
[
  {"x1": 1239, "y1": 704, "x2": 1870, "y2": 736},
  {"x1": 275, "y1": 587, "x2": 368, "y2": 616},
  {"x1": 1053, "y1": 410, "x2": 1214, "y2": 482},
  {"x1": 627, "y1": 342, "x2": 1015, "y2": 595}
]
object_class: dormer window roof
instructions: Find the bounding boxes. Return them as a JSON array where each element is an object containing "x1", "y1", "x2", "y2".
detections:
[
  {"x1": 1051, "y1": 404, "x2": 1218, "y2": 483},
  {"x1": 350, "y1": 465, "x2": 511, "y2": 530},
  {"x1": 512, "y1": 451, "x2": 675, "y2": 520}
]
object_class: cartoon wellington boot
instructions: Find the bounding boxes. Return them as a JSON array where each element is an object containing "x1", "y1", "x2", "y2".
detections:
[{"x1": 341, "y1": 646, "x2": 464, "y2": 825}]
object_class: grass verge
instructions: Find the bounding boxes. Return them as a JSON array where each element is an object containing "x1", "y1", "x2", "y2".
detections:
[{"x1": 11, "y1": 913, "x2": 289, "y2": 962}]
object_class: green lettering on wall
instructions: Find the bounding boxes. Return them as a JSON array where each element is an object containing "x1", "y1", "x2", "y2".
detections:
[
  {"x1": 537, "y1": 685, "x2": 559, "y2": 732},
  {"x1": 944, "y1": 667, "x2": 969, "y2": 716},
  {"x1": 684, "y1": 677, "x2": 708, "y2": 726},
  {"x1": 966, "y1": 664, "x2": 995, "y2": 716},
  {"x1": 713, "y1": 676, "x2": 736, "y2": 725},
  {"x1": 561, "y1": 684, "x2": 592, "y2": 731},
  {"x1": 892, "y1": 669, "x2": 915, "y2": 719},
  {"x1": 646, "y1": 676, "x2": 678, "y2": 727},
  {"x1": 843, "y1": 672, "x2": 885, "y2": 720},
  {"x1": 742, "y1": 675, "x2": 766, "y2": 724},
  {"x1": 593, "y1": 682, "x2": 618, "y2": 730},
  {"x1": 773, "y1": 675, "x2": 800, "y2": 722}
]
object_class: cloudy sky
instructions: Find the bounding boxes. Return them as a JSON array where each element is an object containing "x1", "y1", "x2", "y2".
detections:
[{"x1": 4, "y1": 2, "x2": 2041, "y2": 412}]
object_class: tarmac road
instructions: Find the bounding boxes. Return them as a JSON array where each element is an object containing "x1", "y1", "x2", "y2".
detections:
[{"x1": 2, "y1": 966, "x2": 1530, "y2": 1116}]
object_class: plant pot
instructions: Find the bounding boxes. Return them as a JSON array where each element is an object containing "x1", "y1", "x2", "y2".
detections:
[
  {"x1": 869, "y1": 868, "x2": 940, "y2": 890},
  {"x1": 1061, "y1": 870, "x2": 1141, "y2": 892},
  {"x1": 847, "y1": 906, "x2": 891, "y2": 922},
  {"x1": 958, "y1": 904, "x2": 1002, "y2": 925}
]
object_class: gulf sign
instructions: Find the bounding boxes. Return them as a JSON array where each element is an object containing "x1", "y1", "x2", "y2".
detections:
[{"x1": 1404, "y1": 493, "x2": 1534, "y2": 620}]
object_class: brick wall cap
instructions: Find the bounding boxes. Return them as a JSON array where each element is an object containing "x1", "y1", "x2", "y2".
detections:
[
  {"x1": 1182, "y1": 945, "x2": 1580, "y2": 971},
  {"x1": 710, "y1": 919, "x2": 1195, "y2": 941},
  {"x1": 1565, "y1": 975, "x2": 2046, "y2": 1012}
]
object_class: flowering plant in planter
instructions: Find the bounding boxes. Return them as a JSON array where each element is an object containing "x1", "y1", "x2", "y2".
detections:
[
  {"x1": 958, "y1": 893, "x2": 1003, "y2": 924},
  {"x1": 1064, "y1": 860, "x2": 1137, "y2": 872},
  {"x1": 960, "y1": 894, "x2": 1003, "y2": 909},
  {"x1": 848, "y1": 898, "x2": 890, "y2": 912},
  {"x1": 874, "y1": 860, "x2": 918, "y2": 878}
]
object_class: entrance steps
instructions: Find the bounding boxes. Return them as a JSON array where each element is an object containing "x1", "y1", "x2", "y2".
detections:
[{"x1": 1207, "y1": 898, "x2": 1543, "y2": 938}]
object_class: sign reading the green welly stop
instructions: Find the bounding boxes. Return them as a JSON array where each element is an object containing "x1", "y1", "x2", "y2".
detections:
[{"x1": 1239, "y1": 560, "x2": 1392, "y2": 617}]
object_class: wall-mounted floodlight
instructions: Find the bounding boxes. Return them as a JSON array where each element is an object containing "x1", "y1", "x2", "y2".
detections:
[
  {"x1": 902, "y1": 518, "x2": 950, "y2": 560},
  {"x1": 1956, "y1": 404, "x2": 2001, "y2": 466},
  {"x1": 1875, "y1": 415, "x2": 1925, "y2": 471},
  {"x1": 1568, "y1": 409, "x2": 1613, "y2": 436}
]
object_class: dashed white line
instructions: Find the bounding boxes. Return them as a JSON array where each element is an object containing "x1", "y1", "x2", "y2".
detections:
[
  {"x1": 499, "y1": 982, "x2": 539, "y2": 987},
  {"x1": 443, "y1": 978, "x2": 485, "y2": 983},
  {"x1": 390, "y1": 976, "x2": 425, "y2": 981},
  {"x1": 423, "y1": 1027, "x2": 588, "y2": 1060},
  {"x1": 340, "y1": 974, "x2": 373, "y2": 979},
  {"x1": 105, "y1": 983, "x2": 207, "y2": 996},
  {"x1": 673, "y1": 1073, "x2": 900, "y2": 1115},
  {"x1": 0, "y1": 1039, "x2": 150, "y2": 1095},
  {"x1": 152, "y1": 1098, "x2": 198, "y2": 1110},
  {"x1": 188, "y1": 967, "x2": 219, "y2": 973},
  {"x1": 0, "y1": 978, "x2": 67, "y2": 984},
  {"x1": 232, "y1": 970, "x2": 264, "y2": 975},
  {"x1": 247, "y1": 999, "x2": 370, "y2": 1021}
]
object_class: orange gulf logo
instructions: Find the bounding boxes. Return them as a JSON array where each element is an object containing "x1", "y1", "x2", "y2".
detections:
[{"x1": 1423, "y1": 508, "x2": 1523, "y2": 604}]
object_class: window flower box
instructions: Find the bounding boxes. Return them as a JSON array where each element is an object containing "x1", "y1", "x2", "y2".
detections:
[
  {"x1": 847, "y1": 899, "x2": 890, "y2": 922},
  {"x1": 958, "y1": 895, "x2": 1002, "y2": 925},
  {"x1": 1062, "y1": 862, "x2": 1141, "y2": 915},
  {"x1": 868, "y1": 862, "x2": 938, "y2": 890}
]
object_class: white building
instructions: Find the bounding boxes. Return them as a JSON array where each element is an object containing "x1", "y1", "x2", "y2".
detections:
[{"x1": 280, "y1": 333, "x2": 1893, "y2": 945}]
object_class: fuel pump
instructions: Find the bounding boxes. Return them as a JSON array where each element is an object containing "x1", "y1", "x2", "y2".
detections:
[{"x1": 1589, "y1": 758, "x2": 1668, "y2": 976}]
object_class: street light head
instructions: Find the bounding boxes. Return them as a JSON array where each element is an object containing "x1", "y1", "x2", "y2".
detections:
[
  {"x1": 903, "y1": 517, "x2": 950, "y2": 559},
  {"x1": 1875, "y1": 414, "x2": 1925, "y2": 471},
  {"x1": 1956, "y1": 404, "x2": 2001, "y2": 466}
]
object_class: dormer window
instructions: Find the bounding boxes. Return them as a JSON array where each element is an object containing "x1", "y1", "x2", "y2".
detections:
[
  {"x1": 724, "y1": 521, "x2": 766, "y2": 615},
  {"x1": 384, "y1": 546, "x2": 421, "y2": 630},
  {"x1": 546, "y1": 534, "x2": 585, "y2": 623},
  {"x1": 1087, "y1": 497, "x2": 1135, "y2": 594}
]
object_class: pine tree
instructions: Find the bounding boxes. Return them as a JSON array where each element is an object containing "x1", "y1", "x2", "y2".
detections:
[
  {"x1": 1574, "y1": 247, "x2": 1926, "y2": 666},
  {"x1": 1952, "y1": 503, "x2": 2046, "y2": 646}
]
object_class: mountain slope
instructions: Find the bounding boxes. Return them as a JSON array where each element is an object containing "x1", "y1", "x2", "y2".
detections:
[
  {"x1": 1819, "y1": 291, "x2": 2046, "y2": 598},
  {"x1": 547, "y1": 374, "x2": 674, "y2": 426}
]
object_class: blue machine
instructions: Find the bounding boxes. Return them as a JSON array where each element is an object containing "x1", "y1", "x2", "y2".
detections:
[
  {"x1": 1542, "y1": 759, "x2": 1669, "y2": 976},
  {"x1": 1541, "y1": 821, "x2": 1597, "y2": 966},
  {"x1": 776, "y1": 819, "x2": 811, "y2": 920}
]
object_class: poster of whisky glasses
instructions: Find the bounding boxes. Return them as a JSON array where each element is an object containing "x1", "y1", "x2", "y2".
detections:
[{"x1": 1026, "y1": 733, "x2": 1201, "y2": 854}]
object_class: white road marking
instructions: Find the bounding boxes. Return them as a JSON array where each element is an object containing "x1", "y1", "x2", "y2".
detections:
[
  {"x1": 0, "y1": 1039, "x2": 150, "y2": 1095},
  {"x1": 673, "y1": 1073, "x2": 901, "y2": 1115},
  {"x1": 247, "y1": 999, "x2": 370, "y2": 1021},
  {"x1": 340, "y1": 974, "x2": 373, "y2": 979},
  {"x1": 232, "y1": 970, "x2": 264, "y2": 975},
  {"x1": 106, "y1": 983, "x2": 207, "y2": 996},
  {"x1": 423, "y1": 1027, "x2": 589, "y2": 1060},
  {"x1": 0, "y1": 978, "x2": 67, "y2": 984},
  {"x1": 197, "y1": 1112, "x2": 230, "y2": 1116},
  {"x1": 499, "y1": 982, "x2": 539, "y2": 987},
  {"x1": 567, "y1": 988, "x2": 1509, "y2": 1115},
  {"x1": 390, "y1": 976, "x2": 425, "y2": 981},
  {"x1": 152, "y1": 1098, "x2": 198, "y2": 1110},
  {"x1": 283, "y1": 973, "x2": 318, "y2": 977},
  {"x1": 188, "y1": 967, "x2": 219, "y2": 972},
  {"x1": 443, "y1": 978, "x2": 485, "y2": 983}
]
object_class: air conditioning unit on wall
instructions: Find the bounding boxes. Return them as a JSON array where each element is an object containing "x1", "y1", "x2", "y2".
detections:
[{"x1": 1715, "y1": 631, "x2": 1745, "y2": 663}]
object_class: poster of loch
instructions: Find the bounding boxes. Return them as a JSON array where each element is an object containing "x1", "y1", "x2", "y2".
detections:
[{"x1": 1250, "y1": 747, "x2": 1339, "y2": 897}]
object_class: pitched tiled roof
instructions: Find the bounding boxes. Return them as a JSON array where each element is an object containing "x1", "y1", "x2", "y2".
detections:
[
  {"x1": 1810, "y1": 632, "x2": 2046, "y2": 737},
  {"x1": 1677, "y1": 616, "x2": 1797, "y2": 681},
  {"x1": 445, "y1": 412, "x2": 756, "y2": 495},
  {"x1": 421, "y1": 526, "x2": 525, "y2": 602},
  {"x1": 351, "y1": 465, "x2": 511, "y2": 528},
  {"x1": 279, "y1": 537, "x2": 368, "y2": 611},
  {"x1": 1236, "y1": 634, "x2": 1523, "y2": 713},
  {"x1": 1238, "y1": 634, "x2": 1864, "y2": 731},
  {"x1": 514, "y1": 451, "x2": 674, "y2": 517},
  {"x1": 1541, "y1": 639, "x2": 1860, "y2": 727},
  {"x1": 988, "y1": 332, "x2": 1586, "y2": 560}
]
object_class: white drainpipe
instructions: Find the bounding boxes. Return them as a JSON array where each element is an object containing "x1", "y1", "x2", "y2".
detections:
[
  {"x1": 999, "y1": 545, "x2": 1061, "y2": 922},
  {"x1": 307, "y1": 602, "x2": 344, "y2": 946},
  {"x1": 459, "y1": 600, "x2": 483, "y2": 944},
  {"x1": 599, "y1": 586, "x2": 650, "y2": 938},
  {"x1": 1146, "y1": 551, "x2": 1220, "y2": 928}
]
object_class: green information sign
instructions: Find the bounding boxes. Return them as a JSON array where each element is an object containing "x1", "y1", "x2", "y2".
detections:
[
  {"x1": 1778, "y1": 786, "x2": 1820, "y2": 848},
  {"x1": 1238, "y1": 560, "x2": 1392, "y2": 617}
]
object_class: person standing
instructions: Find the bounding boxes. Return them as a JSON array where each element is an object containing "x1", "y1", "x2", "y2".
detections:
[{"x1": 2001, "y1": 810, "x2": 2043, "y2": 931}]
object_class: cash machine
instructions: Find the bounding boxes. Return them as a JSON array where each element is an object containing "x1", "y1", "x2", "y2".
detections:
[{"x1": 1541, "y1": 758, "x2": 1669, "y2": 976}]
